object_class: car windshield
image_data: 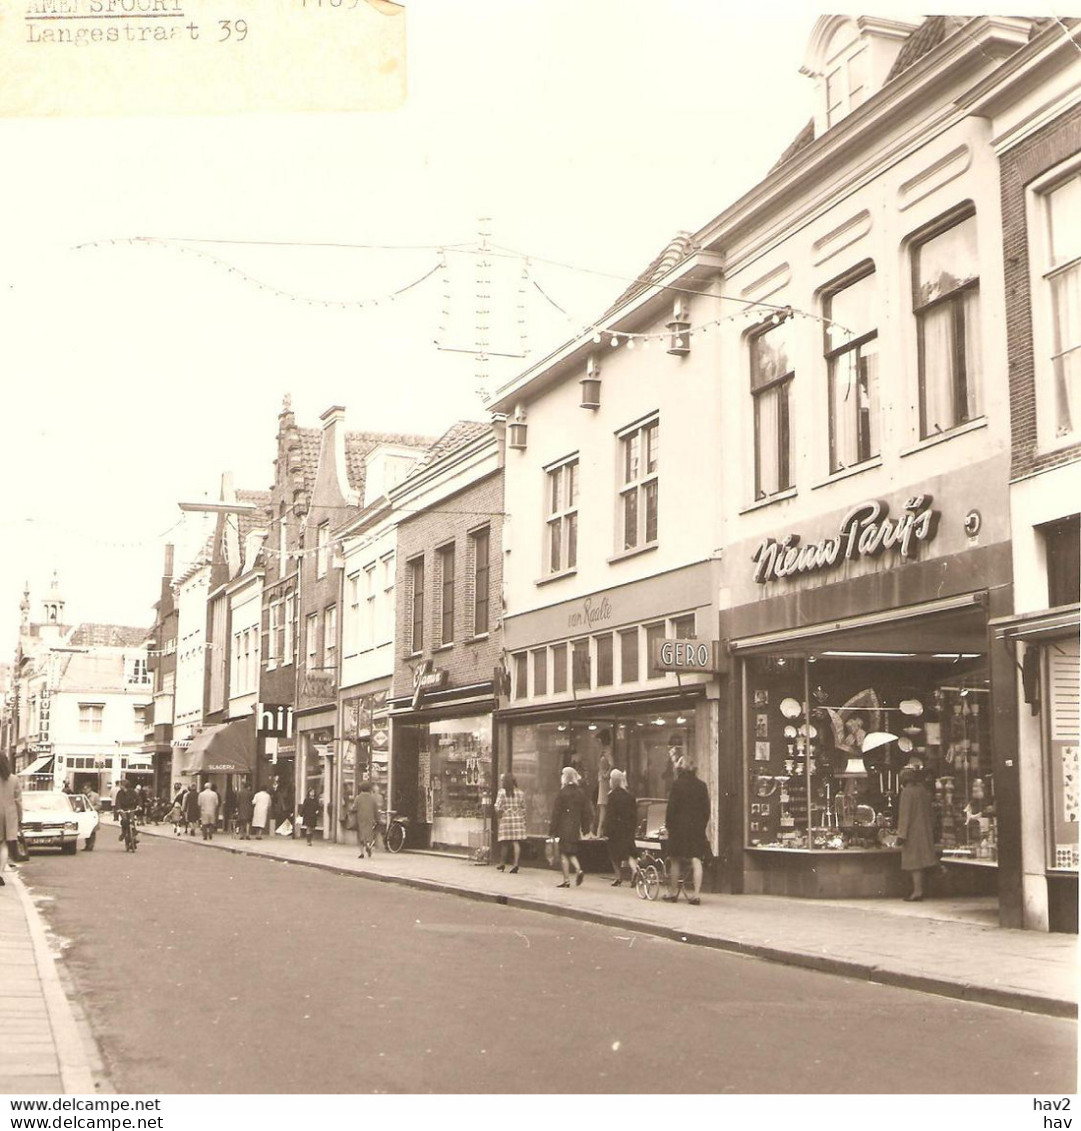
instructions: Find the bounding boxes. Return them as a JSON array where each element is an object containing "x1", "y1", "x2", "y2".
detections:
[{"x1": 21, "y1": 792, "x2": 73, "y2": 813}]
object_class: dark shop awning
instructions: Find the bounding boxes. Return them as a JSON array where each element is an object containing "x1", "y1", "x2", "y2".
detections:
[{"x1": 181, "y1": 717, "x2": 255, "y2": 775}]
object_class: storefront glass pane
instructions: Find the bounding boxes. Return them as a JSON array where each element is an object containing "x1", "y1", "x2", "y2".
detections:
[
  {"x1": 744, "y1": 654, "x2": 997, "y2": 858},
  {"x1": 511, "y1": 705, "x2": 696, "y2": 837}
]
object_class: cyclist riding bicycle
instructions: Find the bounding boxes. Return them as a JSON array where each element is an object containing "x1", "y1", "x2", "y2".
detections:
[{"x1": 113, "y1": 778, "x2": 140, "y2": 847}]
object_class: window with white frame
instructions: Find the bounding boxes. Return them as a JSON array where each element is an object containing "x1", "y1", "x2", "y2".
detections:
[
  {"x1": 438, "y1": 543, "x2": 456, "y2": 645},
  {"x1": 79, "y1": 703, "x2": 104, "y2": 734},
  {"x1": 751, "y1": 320, "x2": 794, "y2": 498},
  {"x1": 619, "y1": 419, "x2": 658, "y2": 551},
  {"x1": 1037, "y1": 170, "x2": 1081, "y2": 442},
  {"x1": 306, "y1": 613, "x2": 318, "y2": 665},
  {"x1": 324, "y1": 605, "x2": 338, "y2": 668},
  {"x1": 513, "y1": 652, "x2": 528, "y2": 700},
  {"x1": 380, "y1": 554, "x2": 395, "y2": 643},
  {"x1": 409, "y1": 556, "x2": 425, "y2": 653},
  {"x1": 125, "y1": 656, "x2": 150, "y2": 686},
  {"x1": 345, "y1": 572, "x2": 360, "y2": 655},
  {"x1": 471, "y1": 526, "x2": 490, "y2": 637},
  {"x1": 912, "y1": 210, "x2": 981, "y2": 438},
  {"x1": 316, "y1": 521, "x2": 330, "y2": 578},
  {"x1": 545, "y1": 457, "x2": 578, "y2": 573},
  {"x1": 267, "y1": 601, "x2": 279, "y2": 666},
  {"x1": 825, "y1": 269, "x2": 879, "y2": 472},
  {"x1": 283, "y1": 591, "x2": 295, "y2": 665},
  {"x1": 824, "y1": 39, "x2": 867, "y2": 128},
  {"x1": 231, "y1": 631, "x2": 241, "y2": 691},
  {"x1": 364, "y1": 565, "x2": 377, "y2": 649}
]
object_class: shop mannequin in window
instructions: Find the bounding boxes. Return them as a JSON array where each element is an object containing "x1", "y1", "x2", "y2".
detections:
[
  {"x1": 897, "y1": 756, "x2": 936, "y2": 901},
  {"x1": 594, "y1": 750, "x2": 612, "y2": 835}
]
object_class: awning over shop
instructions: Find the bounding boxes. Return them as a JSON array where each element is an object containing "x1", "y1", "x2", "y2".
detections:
[
  {"x1": 180, "y1": 717, "x2": 255, "y2": 775},
  {"x1": 991, "y1": 603, "x2": 1080, "y2": 642},
  {"x1": 18, "y1": 755, "x2": 54, "y2": 777}
]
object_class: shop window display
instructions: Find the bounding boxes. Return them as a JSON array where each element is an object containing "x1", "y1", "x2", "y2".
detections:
[
  {"x1": 744, "y1": 655, "x2": 997, "y2": 859},
  {"x1": 511, "y1": 708, "x2": 696, "y2": 837}
]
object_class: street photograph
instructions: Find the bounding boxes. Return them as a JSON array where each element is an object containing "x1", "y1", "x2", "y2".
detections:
[{"x1": 0, "y1": 0, "x2": 1078, "y2": 1120}]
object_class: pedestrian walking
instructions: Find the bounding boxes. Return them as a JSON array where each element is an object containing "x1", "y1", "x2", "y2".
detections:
[
  {"x1": 165, "y1": 797, "x2": 184, "y2": 835},
  {"x1": 182, "y1": 783, "x2": 200, "y2": 835},
  {"x1": 663, "y1": 755, "x2": 710, "y2": 905},
  {"x1": 548, "y1": 766, "x2": 593, "y2": 888},
  {"x1": 234, "y1": 779, "x2": 254, "y2": 840},
  {"x1": 252, "y1": 786, "x2": 272, "y2": 840},
  {"x1": 494, "y1": 773, "x2": 526, "y2": 873},
  {"x1": 897, "y1": 756, "x2": 937, "y2": 902},
  {"x1": 198, "y1": 782, "x2": 219, "y2": 841},
  {"x1": 299, "y1": 788, "x2": 320, "y2": 846},
  {"x1": 0, "y1": 753, "x2": 23, "y2": 885},
  {"x1": 602, "y1": 768, "x2": 640, "y2": 887},
  {"x1": 82, "y1": 783, "x2": 101, "y2": 813},
  {"x1": 351, "y1": 781, "x2": 382, "y2": 858}
]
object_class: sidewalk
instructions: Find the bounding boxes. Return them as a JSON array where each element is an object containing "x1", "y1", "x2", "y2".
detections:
[
  {"x1": 0, "y1": 872, "x2": 95, "y2": 1095},
  {"x1": 147, "y1": 825, "x2": 1078, "y2": 1019}
]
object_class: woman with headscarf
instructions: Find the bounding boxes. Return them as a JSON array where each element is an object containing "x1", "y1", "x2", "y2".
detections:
[
  {"x1": 548, "y1": 766, "x2": 593, "y2": 888},
  {"x1": 897, "y1": 756, "x2": 937, "y2": 901},
  {"x1": 602, "y1": 768, "x2": 639, "y2": 886},
  {"x1": 351, "y1": 780, "x2": 383, "y2": 858},
  {"x1": 494, "y1": 772, "x2": 526, "y2": 873}
]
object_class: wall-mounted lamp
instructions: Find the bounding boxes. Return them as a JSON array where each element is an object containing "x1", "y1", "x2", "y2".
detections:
[
  {"x1": 667, "y1": 298, "x2": 691, "y2": 357},
  {"x1": 580, "y1": 355, "x2": 601, "y2": 410},
  {"x1": 507, "y1": 406, "x2": 528, "y2": 450}
]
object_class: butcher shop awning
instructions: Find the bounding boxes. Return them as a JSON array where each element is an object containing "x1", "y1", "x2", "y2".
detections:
[{"x1": 180, "y1": 717, "x2": 255, "y2": 775}]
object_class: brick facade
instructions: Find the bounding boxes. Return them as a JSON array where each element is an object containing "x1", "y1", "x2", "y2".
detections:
[
  {"x1": 393, "y1": 470, "x2": 504, "y2": 702},
  {"x1": 1000, "y1": 103, "x2": 1081, "y2": 480}
]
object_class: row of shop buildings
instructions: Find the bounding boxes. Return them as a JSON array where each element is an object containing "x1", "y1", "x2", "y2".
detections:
[{"x1": 11, "y1": 15, "x2": 1074, "y2": 933}]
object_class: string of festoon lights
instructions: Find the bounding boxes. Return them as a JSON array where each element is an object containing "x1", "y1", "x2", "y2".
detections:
[{"x1": 74, "y1": 236, "x2": 449, "y2": 311}]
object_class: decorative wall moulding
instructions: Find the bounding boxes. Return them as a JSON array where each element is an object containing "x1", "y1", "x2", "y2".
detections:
[
  {"x1": 812, "y1": 210, "x2": 873, "y2": 266},
  {"x1": 739, "y1": 262, "x2": 791, "y2": 303},
  {"x1": 897, "y1": 145, "x2": 972, "y2": 211}
]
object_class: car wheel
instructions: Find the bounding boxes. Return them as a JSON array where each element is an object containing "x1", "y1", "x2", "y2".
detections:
[
  {"x1": 84, "y1": 830, "x2": 96, "y2": 851},
  {"x1": 61, "y1": 841, "x2": 78, "y2": 855}
]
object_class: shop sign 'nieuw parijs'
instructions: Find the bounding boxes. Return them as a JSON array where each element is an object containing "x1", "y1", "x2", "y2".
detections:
[{"x1": 751, "y1": 495, "x2": 940, "y2": 585}]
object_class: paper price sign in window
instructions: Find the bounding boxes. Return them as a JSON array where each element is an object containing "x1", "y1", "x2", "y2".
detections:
[{"x1": 2, "y1": 0, "x2": 405, "y2": 116}]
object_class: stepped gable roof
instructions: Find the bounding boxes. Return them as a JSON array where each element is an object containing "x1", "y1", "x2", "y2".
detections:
[
  {"x1": 600, "y1": 231, "x2": 699, "y2": 319},
  {"x1": 69, "y1": 624, "x2": 148, "y2": 649},
  {"x1": 343, "y1": 430, "x2": 436, "y2": 494}
]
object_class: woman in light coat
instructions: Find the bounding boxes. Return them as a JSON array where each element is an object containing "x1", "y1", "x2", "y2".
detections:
[
  {"x1": 0, "y1": 754, "x2": 23, "y2": 886},
  {"x1": 897, "y1": 758, "x2": 937, "y2": 901},
  {"x1": 494, "y1": 773, "x2": 526, "y2": 873},
  {"x1": 251, "y1": 787, "x2": 272, "y2": 840}
]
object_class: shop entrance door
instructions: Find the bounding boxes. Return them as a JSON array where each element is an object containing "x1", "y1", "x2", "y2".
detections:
[{"x1": 391, "y1": 727, "x2": 430, "y2": 848}]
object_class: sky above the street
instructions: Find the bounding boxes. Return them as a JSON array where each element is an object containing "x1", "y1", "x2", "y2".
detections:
[{"x1": 2, "y1": 0, "x2": 980, "y2": 648}]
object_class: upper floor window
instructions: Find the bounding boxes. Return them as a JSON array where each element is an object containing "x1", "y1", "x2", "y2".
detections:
[
  {"x1": 1038, "y1": 172, "x2": 1080, "y2": 442},
  {"x1": 1042, "y1": 515, "x2": 1080, "y2": 609},
  {"x1": 316, "y1": 522, "x2": 330, "y2": 578},
  {"x1": 345, "y1": 572, "x2": 360, "y2": 655},
  {"x1": 619, "y1": 419, "x2": 658, "y2": 550},
  {"x1": 125, "y1": 656, "x2": 151, "y2": 686},
  {"x1": 513, "y1": 652, "x2": 528, "y2": 701},
  {"x1": 283, "y1": 591, "x2": 295, "y2": 666},
  {"x1": 306, "y1": 613, "x2": 318, "y2": 665},
  {"x1": 438, "y1": 543, "x2": 456, "y2": 646},
  {"x1": 267, "y1": 601, "x2": 279, "y2": 666},
  {"x1": 78, "y1": 703, "x2": 103, "y2": 734},
  {"x1": 825, "y1": 42, "x2": 867, "y2": 128},
  {"x1": 751, "y1": 320, "x2": 794, "y2": 498},
  {"x1": 912, "y1": 211, "x2": 981, "y2": 438},
  {"x1": 409, "y1": 556, "x2": 425, "y2": 654},
  {"x1": 825, "y1": 270, "x2": 879, "y2": 472},
  {"x1": 380, "y1": 554, "x2": 395, "y2": 644},
  {"x1": 472, "y1": 527, "x2": 491, "y2": 636},
  {"x1": 546, "y1": 457, "x2": 578, "y2": 573},
  {"x1": 324, "y1": 605, "x2": 338, "y2": 667}
]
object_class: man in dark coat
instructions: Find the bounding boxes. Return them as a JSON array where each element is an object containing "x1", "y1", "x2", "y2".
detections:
[
  {"x1": 234, "y1": 779, "x2": 254, "y2": 840},
  {"x1": 664, "y1": 756, "x2": 710, "y2": 904},
  {"x1": 181, "y1": 782, "x2": 200, "y2": 835}
]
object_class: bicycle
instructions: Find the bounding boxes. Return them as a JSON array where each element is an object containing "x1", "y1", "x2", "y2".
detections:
[
  {"x1": 380, "y1": 810, "x2": 409, "y2": 854},
  {"x1": 117, "y1": 809, "x2": 139, "y2": 853}
]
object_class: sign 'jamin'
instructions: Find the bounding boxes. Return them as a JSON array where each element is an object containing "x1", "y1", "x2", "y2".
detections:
[{"x1": 652, "y1": 638, "x2": 718, "y2": 674}]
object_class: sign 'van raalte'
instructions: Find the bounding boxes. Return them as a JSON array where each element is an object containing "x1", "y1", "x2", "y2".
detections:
[
  {"x1": 752, "y1": 495, "x2": 939, "y2": 585},
  {"x1": 567, "y1": 595, "x2": 612, "y2": 630}
]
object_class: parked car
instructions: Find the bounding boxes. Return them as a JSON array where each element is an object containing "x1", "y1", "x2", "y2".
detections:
[
  {"x1": 68, "y1": 793, "x2": 101, "y2": 851},
  {"x1": 20, "y1": 791, "x2": 83, "y2": 854}
]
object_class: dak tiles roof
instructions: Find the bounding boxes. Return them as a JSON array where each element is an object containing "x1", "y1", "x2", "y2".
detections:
[
  {"x1": 602, "y1": 231, "x2": 699, "y2": 318},
  {"x1": 408, "y1": 420, "x2": 490, "y2": 475},
  {"x1": 344, "y1": 430, "x2": 435, "y2": 494},
  {"x1": 235, "y1": 489, "x2": 272, "y2": 544},
  {"x1": 68, "y1": 624, "x2": 148, "y2": 649}
]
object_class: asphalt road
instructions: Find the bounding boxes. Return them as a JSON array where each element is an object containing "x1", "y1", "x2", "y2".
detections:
[{"x1": 19, "y1": 829, "x2": 1078, "y2": 1094}]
